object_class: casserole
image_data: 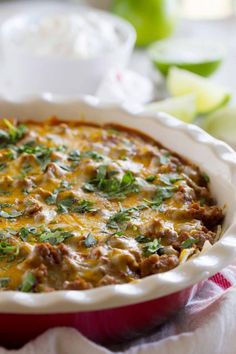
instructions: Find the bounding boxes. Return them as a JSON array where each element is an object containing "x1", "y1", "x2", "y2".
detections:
[{"x1": 0, "y1": 95, "x2": 236, "y2": 347}]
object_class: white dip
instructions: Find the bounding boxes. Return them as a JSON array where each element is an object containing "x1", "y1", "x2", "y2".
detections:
[{"x1": 9, "y1": 13, "x2": 122, "y2": 58}]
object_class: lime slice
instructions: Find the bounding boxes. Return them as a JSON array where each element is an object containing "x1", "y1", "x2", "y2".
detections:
[
  {"x1": 146, "y1": 94, "x2": 196, "y2": 123},
  {"x1": 149, "y1": 38, "x2": 224, "y2": 77},
  {"x1": 201, "y1": 106, "x2": 236, "y2": 147},
  {"x1": 167, "y1": 67, "x2": 231, "y2": 114}
]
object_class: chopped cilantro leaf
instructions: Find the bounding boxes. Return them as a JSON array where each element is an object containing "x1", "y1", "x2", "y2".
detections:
[
  {"x1": 18, "y1": 227, "x2": 37, "y2": 242},
  {"x1": 0, "y1": 277, "x2": 10, "y2": 288},
  {"x1": 56, "y1": 196, "x2": 75, "y2": 213},
  {"x1": 202, "y1": 172, "x2": 210, "y2": 184},
  {"x1": 107, "y1": 206, "x2": 138, "y2": 230},
  {"x1": 60, "y1": 180, "x2": 72, "y2": 190},
  {"x1": 143, "y1": 238, "x2": 163, "y2": 257},
  {"x1": 17, "y1": 142, "x2": 64, "y2": 170},
  {"x1": 199, "y1": 197, "x2": 206, "y2": 206},
  {"x1": 56, "y1": 162, "x2": 72, "y2": 172},
  {"x1": 159, "y1": 173, "x2": 182, "y2": 186},
  {"x1": 0, "y1": 129, "x2": 9, "y2": 141},
  {"x1": 68, "y1": 149, "x2": 81, "y2": 162},
  {"x1": 0, "y1": 163, "x2": 7, "y2": 171},
  {"x1": 19, "y1": 227, "x2": 30, "y2": 241},
  {"x1": 68, "y1": 150, "x2": 104, "y2": 165},
  {"x1": 145, "y1": 185, "x2": 177, "y2": 210},
  {"x1": 145, "y1": 175, "x2": 156, "y2": 182},
  {"x1": 73, "y1": 200, "x2": 97, "y2": 214},
  {"x1": 82, "y1": 151, "x2": 104, "y2": 161},
  {"x1": 3, "y1": 119, "x2": 26, "y2": 145},
  {"x1": 160, "y1": 152, "x2": 170, "y2": 165},
  {"x1": 45, "y1": 181, "x2": 73, "y2": 205},
  {"x1": 181, "y1": 237, "x2": 197, "y2": 249},
  {"x1": 39, "y1": 229, "x2": 74, "y2": 245},
  {"x1": 0, "y1": 210, "x2": 23, "y2": 219},
  {"x1": 84, "y1": 166, "x2": 139, "y2": 199},
  {"x1": 45, "y1": 191, "x2": 58, "y2": 205},
  {"x1": 20, "y1": 162, "x2": 32, "y2": 177},
  {"x1": 56, "y1": 196, "x2": 97, "y2": 214},
  {"x1": 135, "y1": 235, "x2": 152, "y2": 243},
  {"x1": 0, "y1": 240, "x2": 19, "y2": 261},
  {"x1": 84, "y1": 233, "x2": 97, "y2": 248},
  {"x1": 20, "y1": 272, "x2": 36, "y2": 292}
]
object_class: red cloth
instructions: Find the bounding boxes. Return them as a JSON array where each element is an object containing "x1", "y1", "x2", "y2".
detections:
[{"x1": 210, "y1": 273, "x2": 232, "y2": 290}]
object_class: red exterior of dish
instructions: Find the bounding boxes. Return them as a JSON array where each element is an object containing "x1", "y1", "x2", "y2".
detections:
[{"x1": 0, "y1": 284, "x2": 200, "y2": 348}]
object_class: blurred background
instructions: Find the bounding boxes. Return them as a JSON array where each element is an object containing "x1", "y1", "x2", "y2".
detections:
[{"x1": 0, "y1": 0, "x2": 235, "y2": 146}]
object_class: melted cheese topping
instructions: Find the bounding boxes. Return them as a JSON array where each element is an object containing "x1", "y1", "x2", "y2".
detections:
[{"x1": 0, "y1": 118, "x2": 223, "y2": 292}]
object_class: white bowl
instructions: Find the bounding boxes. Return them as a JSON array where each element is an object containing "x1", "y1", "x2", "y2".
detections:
[{"x1": 0, "y1": 5, "x2": 136, "y2": 96}]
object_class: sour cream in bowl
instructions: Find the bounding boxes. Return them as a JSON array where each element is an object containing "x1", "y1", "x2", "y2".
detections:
[{"x1": 1, "y1": 6, "x2": 136, "y2": 96}]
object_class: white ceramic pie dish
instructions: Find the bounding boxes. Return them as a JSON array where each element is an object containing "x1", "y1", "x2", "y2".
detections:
[{"x1": 0, "y1": 95, "x2": 236, "y2": 346}]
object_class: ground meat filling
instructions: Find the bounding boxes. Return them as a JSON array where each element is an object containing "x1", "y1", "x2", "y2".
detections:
[{"x1": 0, "y1": 118, "x2": 224, "y2": 292}]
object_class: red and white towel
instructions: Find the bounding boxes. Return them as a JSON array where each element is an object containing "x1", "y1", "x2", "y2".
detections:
[{"x1": 1, "y1": 263, "x2": 236, "y2": 354}]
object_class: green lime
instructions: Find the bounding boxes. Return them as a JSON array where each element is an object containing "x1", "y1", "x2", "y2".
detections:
[
  {"x1": 167, "y1": 67, "x2": 231, "y2": 114},
  {"x1": 201, "y1": 106, "x2": 236, "y2": 147},
  {"x1": 112, "y1": 0, "x2": 178, "y2": 47},
  {"x1": 146, "y1": 94, "x2": 196, "y2": 123},
  {"x1": 149, "y1": 38, "x2": 224, "y2": 77}
]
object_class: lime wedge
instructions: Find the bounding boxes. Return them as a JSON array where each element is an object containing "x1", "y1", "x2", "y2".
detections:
[
  {"x1": 149, "y1": 38, "x2": 224, "y2": 77},
  {"x1": 146, "y1": 94, "x2": 196, "y2": 123},
  {"x1": 167, "y1": 67, "x2": 231, "y2": 114},
  {"x1": 201, "y1": 106, "x2": 236, "y2": 147}
]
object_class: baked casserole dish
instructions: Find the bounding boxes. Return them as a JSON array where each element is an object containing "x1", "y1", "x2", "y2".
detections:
[
  {"x1": 0, "y1": 118, "x2": 224, "y2": 292},
  {"x1": 0, "y1": 96, "x2": 235, "y2": 347}
]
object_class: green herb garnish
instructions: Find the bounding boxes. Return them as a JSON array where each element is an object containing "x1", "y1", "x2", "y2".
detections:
[
  {"x1": 0, "y1": 210, "x2": 23, "y2": 219},
  {"x1": 20, "y1": 162, "x2": 32, "y2": 177},
  {"x1": 143, "y1": 238, "x2": 163, "y2": 257},
  {"x1": 0, "y1": 190, "x2": 10, "y2": 196},
  {"x1": 56, "y1": 196, "x2": 97, "y2": 214},
  {"x1": 18, "y1": 226, "x2": 37, "y2": 242},
  {"x1": 0, "y1": 277, "x2": 10, "y2": 288},
  {"x1": 82, "y1": 151, "x2": 104, "y2": 161},
  {"x1": 39, "y1": 229, "x2": 74, "y2": 245},
  {"x1": 107, "y1": 205, "x2": 139, "y2": 230},
  {"x1": 20, "y1": 272, "x2": 36, "y2": 292},
  {"x1": 181, "y1": 237, "x2": 197, "y2": 249},
  {"x1": 68, "y1": 150, "x2": 104, "y2": 165},
  {"x1": 84, "y1": 233, "x2": 97, "y2": 248},
  {"x1": 0, "y1": 203, "x2": 12, "y2": 208},
  {"x1": 19, "y1": 227, "x2": 30, "y2": 241},
  {"x1": 202, "y1": 172, "x2": 210, "y2": 184},
  {"x1": 17, "y1": 142, "x2": 65, "y2": 170},
  {"x1": 0, "y1": 240, "x2": 19, "y2": 261},
  {"x1": 160, "y1": 152, "x2": 170, "y2": 165},
  {"x1": 0, "y1": 163, "x2": 7, "y2": 171},
  {"x1": 145, "y1": 185, "x2": 177, "y2": 210},
  {"x1": 2, "y1": 119, "x2": 26, "y2": 145},
  {"x1": 135, "y1": 235, "x2": 152, "y2": 243},
  {"x1": 45, "y1": 191, "x2": 58, "y2": 205},
  {"x1": 83, "y1": 166, "x2": 139, "y2": 199},
  {"x1": 145, "y1": 175, "x2": 156, "y2": 182},
  {"x1": 45, "y1": 181, "x2": 73, "y2": 205},
  {"x1": 159, "y1": 173, "x2": 182, "y2": 186},
  {"x1": 73, "y1": 200, "x2": 97, "y2": 214},
  {"x1": 68, "y1": 149, "x2": 81, "y2": 162},
  {"x1": 56, "y1": 196, "x2": 75, "y2": 213},
  {"x1": 199, "y1": 197, "x2": 206, "y2": 206}
]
